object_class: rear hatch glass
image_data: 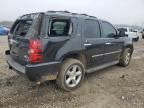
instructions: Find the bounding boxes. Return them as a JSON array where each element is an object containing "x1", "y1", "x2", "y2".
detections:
[
  {"x1": 13, "y1": 20, "x2": 32, "y2": 37},
  {"x1": 10, "y1": 13, "x2": 41, "y2": 37}
]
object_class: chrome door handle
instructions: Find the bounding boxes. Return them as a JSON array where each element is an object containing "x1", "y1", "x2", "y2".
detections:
[
  {"x1": 105, "y1": 42, "x2": 111, "y2": 45},
  {"x1": 84, "y1": 43, "x2": 92, "y2": 46}
]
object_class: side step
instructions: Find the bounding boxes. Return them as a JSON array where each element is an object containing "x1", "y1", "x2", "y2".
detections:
[{"x1": 86, "y1": 61, "x2": 119, "y2": 73}]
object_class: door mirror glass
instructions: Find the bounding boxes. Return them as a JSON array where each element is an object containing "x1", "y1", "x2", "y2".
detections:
[{"x1": 119, "y1": 31, "x2": 128, "y2": 37}]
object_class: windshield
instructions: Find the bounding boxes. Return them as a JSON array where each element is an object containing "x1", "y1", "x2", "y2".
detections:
[{"x1": 10, "y1": 13, "x2": 42, "y2": 37}]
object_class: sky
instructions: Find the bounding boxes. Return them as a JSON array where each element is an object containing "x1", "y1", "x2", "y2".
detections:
[{"x1": 0, "y1": 0, "x2": 144, "y2": 26}]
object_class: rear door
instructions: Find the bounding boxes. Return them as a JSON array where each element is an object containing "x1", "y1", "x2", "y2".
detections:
[
  {"x1": 42, "y1": 16, "x2": 78, "y2": 62},
  {"x1": 83, "y1": 19, "x2": 105, "y2": 68},
  {"x1": 101, "y1": 21, "x2": 124, "y2": 63}
]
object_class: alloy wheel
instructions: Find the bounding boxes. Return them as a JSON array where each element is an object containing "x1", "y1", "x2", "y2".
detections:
[{"x1": 65, "y1": 64, "x2": 82, "y2": 88}]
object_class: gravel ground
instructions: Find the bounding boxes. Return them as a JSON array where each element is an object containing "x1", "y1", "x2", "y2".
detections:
[{"x1": 0, "y1": 36, "x2": 144, "y2": 108}]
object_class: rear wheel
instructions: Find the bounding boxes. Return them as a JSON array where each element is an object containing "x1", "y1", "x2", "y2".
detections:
[
  {"x1": 135, "y1": 37, "x2": 139, "y2": 41},
  {"x1": 56, "y1": 59, "x2": 85, "y2": 91},
  {"x1": 119, "y1": 48, "x2": 132, "y2": 67}
]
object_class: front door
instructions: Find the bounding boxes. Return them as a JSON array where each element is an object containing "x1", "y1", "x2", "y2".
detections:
[{"x1": 101, "y1": 21, "x2": 124, "y2": 63}]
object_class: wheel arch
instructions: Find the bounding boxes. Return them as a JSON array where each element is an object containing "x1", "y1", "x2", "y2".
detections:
[
  {"x1": 123, "y1": 44, "x2": 134, "y2": 54},
  {"x1": 61, "y1": 52, "x2": 87, "y2": 67}
]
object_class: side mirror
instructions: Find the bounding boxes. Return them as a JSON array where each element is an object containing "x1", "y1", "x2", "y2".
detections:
[{"x1": 119, "y1": 31, "x2": 128, "y2": 37}]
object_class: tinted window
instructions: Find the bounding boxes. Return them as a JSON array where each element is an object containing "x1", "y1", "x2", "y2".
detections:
[
  {"x1": 102, "y1": 21, "x2": 117, "y2": 38},
  {"x1": 84, "y1": 20, "x2": 101, "y2": 38},
  {"x1": 49, "y1": 19, "x2": 72, "y2": 36}
]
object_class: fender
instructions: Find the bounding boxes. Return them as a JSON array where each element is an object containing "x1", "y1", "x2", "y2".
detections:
[{"x1": 123, "y1": 37, "x2": 134, "y2": 52}]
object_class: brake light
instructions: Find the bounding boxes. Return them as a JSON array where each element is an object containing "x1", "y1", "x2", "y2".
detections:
[{"x1": 28, "y1": 39, "x2": 43, "y2": 63}]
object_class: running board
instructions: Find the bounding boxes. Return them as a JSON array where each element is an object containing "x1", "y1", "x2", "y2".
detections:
[{"x1": 86, "y1": 61, "x2": 119, "y2": 73}]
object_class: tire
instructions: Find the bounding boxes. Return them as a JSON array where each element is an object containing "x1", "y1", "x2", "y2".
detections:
[
  {"x1": 56, "y1": 59, "x2": 85, "y2": 92},
  {"x1": 133, "y1": 37, "x2": 139, "y2": 42},
  {"x1": 136, "y1": 37, "x2": 139, "y2": 41},
  {"x1": 119, "y1": 48, "x2": 132, "y2": 67}
]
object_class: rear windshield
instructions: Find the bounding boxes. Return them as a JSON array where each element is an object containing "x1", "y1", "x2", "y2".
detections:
[
  {"x1": 14, "y1": 20, "x2": 32, "y2": 36},
  {"x1": 118, "y1": 28, "x2": 127, "y2": 32},
  {"x1": 10, "y1": 13, "x2": 42, "y2": 37}
]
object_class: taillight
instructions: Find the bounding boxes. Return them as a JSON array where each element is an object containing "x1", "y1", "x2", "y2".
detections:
[{"x1": 28, "y1": 39, "x2": 43, "y2": 63}]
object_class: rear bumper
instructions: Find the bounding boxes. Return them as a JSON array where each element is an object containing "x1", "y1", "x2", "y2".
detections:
[{"x1": 5, "y1": 50, "x2": 61, "y2": 82}]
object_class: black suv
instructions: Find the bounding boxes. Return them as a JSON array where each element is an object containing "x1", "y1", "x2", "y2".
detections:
[{"x1": 5, "y1": 11, "x2": 133, "y2": 91}]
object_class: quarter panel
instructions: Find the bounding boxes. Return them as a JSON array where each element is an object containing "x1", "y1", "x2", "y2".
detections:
[{"x1": 55, "y1": 35, "x2": 83, "y2": 61}]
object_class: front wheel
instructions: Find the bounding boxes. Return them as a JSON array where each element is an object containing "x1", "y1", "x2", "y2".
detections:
[
  {"x1": 119, "y1": 48, "x2": 132, "y2": 67},
  {"x1": 56, "y1": 59, "x2": 85, "y2": 91}
]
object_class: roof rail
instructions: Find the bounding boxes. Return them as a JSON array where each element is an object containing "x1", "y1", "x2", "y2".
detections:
[
  {"x1": 81, "y1": 14, "x2": 89, "y2": 16},
  {"x1": 89, "y1": 15, "x2": 97, "y2": 18},
  {"x1": 80, "y1": 14, "x2": 97, "y2": 18},
  {"x1": 47, "y1": 10, "x2": 70, "y2": 13},
  {"x1": 46, "y1": 11, "x2": 97, "y2": 18},
  {"x1": 71, "y1": 13, "x2": 79, "y2": 15}
]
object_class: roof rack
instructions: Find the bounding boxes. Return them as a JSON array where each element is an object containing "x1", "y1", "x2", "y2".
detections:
[
  {"x1": 89, "y1": 15, "x2": 97, "y2": 18},
  {"x1": 46, "y1": 11, "x2": 97, "y2": 18},
  {"x1": 80, "y1": 14, "x2": 89, "y2": 16},
  {"x1": 47, "y1": 10, "x2": 70, "y2": 13},
  {"x1": 81, "y1": 14, "x2": 97, "y2": 18},
  {"x1": 71, "y1": 13, "x2": 79, "y2": 15}
]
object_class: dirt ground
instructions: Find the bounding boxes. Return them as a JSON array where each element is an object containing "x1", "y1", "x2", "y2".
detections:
[{"x1": 0, "y1": 36, "x2": 144, "y2": 108}]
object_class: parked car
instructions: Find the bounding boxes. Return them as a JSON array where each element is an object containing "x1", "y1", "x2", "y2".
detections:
[
  {"x1": 0, "y1": 26, "x2": 10, "y2": 35},
  {"x1": 5, "y1": 11, "x2": 133, "y2": 91},
  {"x1": 117, "y1": 27, "x2": 139, "y2": 41},
  {"x1": 142, "y1": 29, "x2": 144, "y2": 39}
]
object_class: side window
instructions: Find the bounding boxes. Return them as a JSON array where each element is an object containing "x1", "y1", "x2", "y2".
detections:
[
  {"x1": 84, "y1": 20, "x2": 101, "y2": 38},
  {"x1": 102, "y1": 21, "x2": 117, "y2": 38},
  {"x1": 48, "y1": 19, "x2": 72, "y2": 36}
]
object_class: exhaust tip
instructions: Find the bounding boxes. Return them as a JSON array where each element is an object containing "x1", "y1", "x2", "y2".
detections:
[{"x1": 9, "y1": 66, "x2": 13, "y2": 69}]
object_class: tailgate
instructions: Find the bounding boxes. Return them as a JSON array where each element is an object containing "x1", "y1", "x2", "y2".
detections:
[
  {"x1": 9, "y1": 36, "x2": 29, "y2": 65},
  {"x1": 8, "y1": 13, "x2": 43, "y2": 65}
]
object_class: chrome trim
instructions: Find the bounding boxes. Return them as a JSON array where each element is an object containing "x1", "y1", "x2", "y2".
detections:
[
  {"x1": 105, "y1": 42, "x2": 111, "y2": 45},
  {"x1": 84, "y1": 43, "x2": 92, "y2": 46},
  {"x1": 92, "y1": 50, "x2": 121, "y2": 58}
]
